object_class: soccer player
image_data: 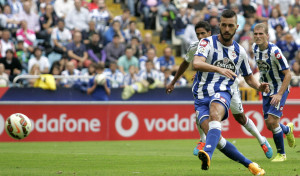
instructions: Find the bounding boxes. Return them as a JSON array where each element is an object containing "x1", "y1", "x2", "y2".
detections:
[
  {"x1": 192, "y1": 10, "x2": 269, "y2": 174},
  {"x1": 252, "y1": 23, "x2": 296, "y2": 162},
  {"x1": 166, "y1": 20, "x2": 273, "y2": 160}
]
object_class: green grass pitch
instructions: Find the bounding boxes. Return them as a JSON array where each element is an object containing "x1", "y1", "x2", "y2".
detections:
[{"x1": 0, "y1": 139, "x2": 299, "y2": 176}]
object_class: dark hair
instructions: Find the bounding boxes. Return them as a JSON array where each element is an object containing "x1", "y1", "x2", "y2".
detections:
[
  {"x1": 221, "y1": 9, "x2": 237, "y2": 21},
  {"x1": 113, "y1": 34, "x2": 119, "y2": 38},
  {"x1": 57, "y1": 18, "x2": 65, "y2": 24},
  {"x1": 195, "y1": 21, "x2": 211, "y2": 32},
  {"x1": 125, "y1": 46, "x2": 133, "y2": 51},
  {"x1": 95, "y1": 63, "x2": 104, "y2": 70},
  {"x1": 5, "y1": 49, "x2": 14, "y2": 55}
]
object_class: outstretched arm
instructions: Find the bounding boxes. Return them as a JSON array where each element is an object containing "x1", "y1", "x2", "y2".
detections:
[{"x1": 166, "y1": 60, "x2": 189, "y2": 94}]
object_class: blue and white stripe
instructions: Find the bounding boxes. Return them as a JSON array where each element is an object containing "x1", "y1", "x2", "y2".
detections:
[
  {"x1": 192, "y1": 35, "x2": 252, "y2": 99},
  {"x1": 252, "y1": 42, "x2": 290, "y2": 96}
]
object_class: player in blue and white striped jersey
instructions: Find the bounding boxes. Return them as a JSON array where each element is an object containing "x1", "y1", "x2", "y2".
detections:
[
  {"x1": 193, "y1": 10, "x2": 269, "y2": 174},
  {"x1": 253, "y1": 23, "x2": 296, "y2": 162}
]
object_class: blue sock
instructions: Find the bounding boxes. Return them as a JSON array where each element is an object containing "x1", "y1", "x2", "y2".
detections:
[
  {"x1": 279, "y1": 123, "x2": 290, "y2": 134},
  {"x1": 219, "y1": 140, "x2": 252, "y2": 168},
  {"x1": 273, "y1": 126, "x2": 285, "y2": 154},
  {"x1": 204, "y1": 121, "x2": 221, "y2": 159}
]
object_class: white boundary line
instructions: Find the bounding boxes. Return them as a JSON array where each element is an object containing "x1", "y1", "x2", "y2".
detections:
[{"x1": 0, "y1": 100, "x2": 299, "y2": 105}]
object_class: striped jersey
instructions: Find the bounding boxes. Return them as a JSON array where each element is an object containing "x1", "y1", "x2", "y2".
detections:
[
  {"x1": 193, "y1": 35, "x2": 252, "y2": 99},
  {"x1": 252, "y1": 42, "x2": 290, "y2": 96}
]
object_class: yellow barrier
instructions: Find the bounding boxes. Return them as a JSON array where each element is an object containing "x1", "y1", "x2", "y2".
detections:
[{"x1": 239, "y1": 87, "x2": 259, "y2": 101}]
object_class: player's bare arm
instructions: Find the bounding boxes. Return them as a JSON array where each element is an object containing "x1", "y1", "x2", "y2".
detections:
[
  {"x1": 193, "y1": 56, "x2": 237, "y2": 80},
  {"x1": 166, "y1": 60, "x2": 189, "y2": 94},
  {"x1": 244, "y1": 74, "x2": 270, "y2": 93},
  {"x1": 270, "y1": 69, "x2": 292, "y2": 106}
]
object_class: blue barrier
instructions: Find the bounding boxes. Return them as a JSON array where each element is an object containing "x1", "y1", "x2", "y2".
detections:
[{"x1": 0, "y1": 87, "x2": 194, "y2": 101}]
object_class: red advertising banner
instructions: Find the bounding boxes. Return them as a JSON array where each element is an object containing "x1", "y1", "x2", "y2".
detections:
[{"x1": 0, "y1": 103, "x2": 299, "y2": 142}]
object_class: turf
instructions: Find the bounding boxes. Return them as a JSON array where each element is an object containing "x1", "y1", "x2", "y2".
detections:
[{"x1": 0, "y1": 139, "x2": 299, "y2": 176}]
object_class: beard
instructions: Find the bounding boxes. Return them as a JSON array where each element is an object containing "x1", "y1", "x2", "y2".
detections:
[{"x1": 220, "y1": 29, "x2": 236, "y2": 42}]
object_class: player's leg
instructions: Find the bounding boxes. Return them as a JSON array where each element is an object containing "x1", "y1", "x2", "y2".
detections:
[
  {"x1": 233, "y1": 113, "x2": 273, "y2": 159},
  {"x1": 197, "y1": 118, "x2": 265, "y2": 175},
  {"x1": 198, "y1": 92, "x2": 231, "y2": 170},
  {"x1": 230, "y1": 89, "x2": 271, "y2": 157},
  {"x1": 193, "y1": 117, "x2": 207, "y2": 156}
]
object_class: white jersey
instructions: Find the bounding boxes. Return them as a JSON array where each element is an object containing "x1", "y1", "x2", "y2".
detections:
[
  {"x1": 193, "y1": 35, "x2": 252, "y2": 99},
  {"x1": 104, "y1": 69, "x2": 124, "y2": 88},
  {"x1": 252, "y1": 42, "x2": 290, "y2": 96}
]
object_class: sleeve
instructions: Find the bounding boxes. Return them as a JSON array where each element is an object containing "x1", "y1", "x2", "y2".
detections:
[
  {"x1": 194, "y1": 38, "x2": 211, "y2": 59},
  {"x1": 273, "y1": 47, "x2": 289, "y2": 71},
  {"x1": 239, "y1": 49, "x2": 253, "y2": 76},
  {"x1": 184, "y1": 41, "x2": 199, "y2": 63}
]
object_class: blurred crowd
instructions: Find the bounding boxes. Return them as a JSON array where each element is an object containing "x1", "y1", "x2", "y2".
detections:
[{"x1": 0, "y1": 0, "x2": 299, "y2": 91}]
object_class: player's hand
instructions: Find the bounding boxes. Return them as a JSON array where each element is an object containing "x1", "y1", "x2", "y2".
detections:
[
  {"x1": 270, "y1": 94, "x2": 282, "y2": 107},
  {"x1": 191, "y1": 74, "x2": 196, "y2": 81},
  {"x1": 258, "y1": 82, "x2": 270, "y2": 93},
  {"x1": 217, "y1": 68, "x2": 237, "y2": 80},
  {"x1": 166, "y1": 83, "x2": 175, "y2": 94}
]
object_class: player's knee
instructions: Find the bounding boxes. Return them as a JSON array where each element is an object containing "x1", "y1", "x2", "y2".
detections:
[
  {"x1": 233, "y1": 113, "x2": 246, "y2": 125},
  {"x1": 265, "y1": 116, "x2": 279, "y2": 131},
  {"x1": 209, "y1": 103, "x2": 224, "y2": 121}
]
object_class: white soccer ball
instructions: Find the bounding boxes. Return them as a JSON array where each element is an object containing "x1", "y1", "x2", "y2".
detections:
[
  {"x1": 5, "y1": 113, "x2": 32, "y2": 140},
  {"x1": 95, "y1": 74, "x2": 106, "y2": 85}
]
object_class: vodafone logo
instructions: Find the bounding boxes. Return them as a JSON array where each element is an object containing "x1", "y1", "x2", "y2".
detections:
[
  {"x1": 0, "y1": 114, "x2": 4, "y2": 135},
  {"x1": 242, "y1": 110, "x2": 264, "y2": 136},
  {"x1": 115, "y1": 111, "x2": 139, "y2": 137}
]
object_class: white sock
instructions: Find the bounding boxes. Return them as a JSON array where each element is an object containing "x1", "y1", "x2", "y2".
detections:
[
  {"x1": 197, "y1": 123, "x2": 206, "y2": 142},
  {"x1": 243, "y1": 116, "x2": 265, "y2": 145},
  {"x1": 217, "y1": 137, "x2": 227, "y2": 150}
]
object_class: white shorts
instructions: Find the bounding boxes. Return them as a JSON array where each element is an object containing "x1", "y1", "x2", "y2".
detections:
[{"x1": 230, "y1": 89, "x2": 244, "y2": 114}]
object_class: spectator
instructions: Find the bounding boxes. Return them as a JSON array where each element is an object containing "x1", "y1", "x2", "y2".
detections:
[
  {"x1": 39, "y1": 4, "x2": 59, "y2": 42},
  {"x1": 87, "y1": 63, "x2": 111, "y2": 101},
  {"x1": 158, "y1": 47, "x2": 176, "y2": 73},
  {"x1": 82, "y1": 20, "x2": 99, "y2": 45},
  {"x1": 16, "y1": 40, "x2": 29, "y2": 72},
  {"x1": 51, "y1": 19, "x2": 72, "y2": 55},
  {"x1": 256, "y1": 0, "x2": 272, "y2": 23},
  {"x1": 124, "y1": 21, "x2": 142, "y2": 43},
  {"x1": 203, "y1": 7, "x2": 219, "y2": 22},
  {"x1": 182, "y1": 15, "x2": 202, "y2": 51},
  {"x1": 87, "y1": 32, "x2": 106, "y2": 65},
  {"x1": 231, "y1": 3, "x2": 246, "y2": 39},
  {"x1": 114, "y1": 8, "x2": 131, "y2": 30},
  {"x1": 49, "y1": 61, "x2": 63, "y2": 87},
  {"x1": 0, "y1": 30, "x2": 16, "y2": 58},
  {"x1": 104, "y1": 34, "x2": 125, "y2": 67},
  {"x1": 268, "y1": 8, "x2": 289, "y2": 33},
  {"x1": 209, "y1": 16, "x2": 220, "y2": 35},
  {"x1": 16, "y1": 20, "x2": 36, "y2": 52},
  {"x1": 291, "y1": 51, "x2": 300, "y2": 86},
  {"x1": 1, "y1": 5, "x2": 19, "y2": 31},
  {"x1": 89, "y1": 0, "x2": 112, "y2": 34},
  {"x1": 139, "y1": 48, "x2": 160, "y2": 71},
  {"x1": 138, "y1": 60, "x2": 161, "y2": 82},
  {"x1": 65, "y1": 0, "x2": 89, "y2": 32},
  {"x1": 274, "y1": 24, "x2": 286, "y2": 42},
  {"x1": 28, "y1": 63, "x2": 40, "y2": 87},
  {"x1": 117, "y1": 46, "x2": 139, "y2": 75},
  {"x1": 123, "y1": 65, "x2": 138, "y2": 86},
  {"x1": 28, "y1": 47, "x2": 50, "y2": 74},
  {"x1": 61, "y1": 61, "x2": 81, "y2": 87},
  {"x1": 7, "y1": 0, "x2": 23, "y2": 15},
  {"x1": 190, "y1": 0, "x2": 206, "y2": 11},
  {"x1": 140, "y1": 33, "x2": 156, "y2": 56},
  {"x1": 174, "y1": 7, "x2": 190, "y2": 54},
  {"x1": 54, "y1": 0, "x2": 74, "y2": 19},
  {"x1": 206, "y1": 0, "x2": 225, "y2": 16},
  {"x1": 0, "y1": 49, "x2": 22, "y2": 82},
  {"x1": 17, "y1": 1, "x2": 40, "y2": 32},
  {"x1": 140, "y1": 0, "x2": 161, "y2": 29},
  {"x1": 287, "y1": 6, "x2": 300, "y2": 28},
  {"x1": 157, "y1": 0, "x2": 178, "y2": 43},
  {"x1": 128, "y1": 36, "x2": 142, "y2": 58},
  {"x1": 87, "y1": 0, "x2": 99, "y2": 11},
  {"x1": 104, "y1": 61, "x2": 124, "y2": 88},
  {"x1": 103, "y1": 20, "x2": 125, "y2": 45},
  {"x1": 276, "y1": 33, "x2": 299, "y2": 63},
  {"x1": 67, "y1": 31, "x2": 89, "y2": 69},
  {"x1": 0, "y1": 63, "x2": 9, "y2": 87},
  {"x1": 290, "y1": 21, "x2": 300, "y2": 45},
  {"x1": 274, "y1": 0, "x2": 294, "y2": 17},
  {"x1": 240, "y1": 0, "x2": 256, "y2": 19},
  {"x1": 163, "y1": 68, "x2": 187, "y2": 87}
]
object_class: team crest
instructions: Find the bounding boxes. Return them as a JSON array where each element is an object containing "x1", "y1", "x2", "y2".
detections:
[
  {"x1": 199, "y1": 40, "x2": 208, "y2": 47},
  {"x1": 213, "y1": 57, "x2": 236, "y2": 72},
  {"x1": 257, "y1": 60, "x2": 270, "y2": 73},
  {"x1": 275, "y1": 52, "x2": 282, "y2": 60},
  {"x1": 231, "y1": 51, "x2": 237, "y2": 58}
]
